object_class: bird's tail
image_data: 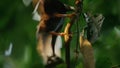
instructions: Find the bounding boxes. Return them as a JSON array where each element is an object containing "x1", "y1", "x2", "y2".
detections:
[{"x1": 37, "y1": 33, "x2": 63, "y2": 65}]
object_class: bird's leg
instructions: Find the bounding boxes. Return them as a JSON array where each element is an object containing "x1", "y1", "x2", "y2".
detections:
[
  {"x1": 50, "y1": 31, "x2": 72, "y2": 37},
  {"x1": 53, "y1": 13, "x2": 76, "y2": 18}
]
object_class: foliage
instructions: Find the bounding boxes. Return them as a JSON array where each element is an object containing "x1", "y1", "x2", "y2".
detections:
[{"x1": 0, "y1": 0, "x2": 120, "y2": 68}]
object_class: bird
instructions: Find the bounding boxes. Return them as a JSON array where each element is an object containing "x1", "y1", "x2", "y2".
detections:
[{"x1": 32, "y1": 0, "x2": 74, "y2": 67}]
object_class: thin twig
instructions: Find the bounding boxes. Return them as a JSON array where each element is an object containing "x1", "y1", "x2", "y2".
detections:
[{"x1": 63, "y1": 13, "x2": 76, "y2": 68}]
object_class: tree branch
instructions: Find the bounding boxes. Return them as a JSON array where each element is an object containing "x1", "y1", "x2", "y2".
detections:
[{"x1": 63, "y1": 0, "x2": 83, "y2": 68}]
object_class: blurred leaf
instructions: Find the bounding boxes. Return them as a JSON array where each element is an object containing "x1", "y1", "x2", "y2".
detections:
[{"x1": 96, "y1": 56, "x2": 112, "y2": 68}]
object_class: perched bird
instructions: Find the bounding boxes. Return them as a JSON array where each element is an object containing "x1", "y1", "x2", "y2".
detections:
[
  {"x1": 83, "y1": 12, "x2": 105, "y2": 43},
  {"x1": 22, "y1": 0, "x2": 74, "y2": 66},
  {"x1": 32, "y1": 0, "x2": 74, "y2": 67}
]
